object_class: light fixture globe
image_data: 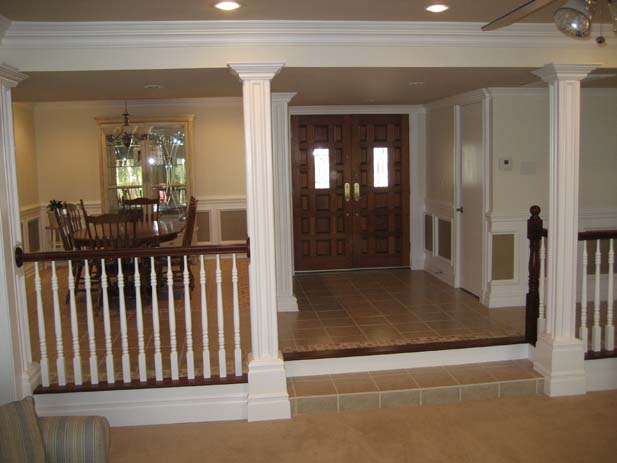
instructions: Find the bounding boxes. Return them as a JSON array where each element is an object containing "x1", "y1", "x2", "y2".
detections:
[{"x1": 554, "y1": 0, "x2": 594, "y2": 37}]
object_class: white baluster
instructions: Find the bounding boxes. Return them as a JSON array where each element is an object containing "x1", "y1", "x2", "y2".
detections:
[
  {"x1": 200, "y1": 255, "x2": 211, "y2": 379},
  {"x1": 592, "y1": 240, "x2": 602, "y2": 352},
  {"x1": 150, "y1": 257, "x2": 163, "y2": 381},
  {"x1": 83, "y1": 260, "x2": 98, "y2": 385},
  {"x1": 580, "y1": 244, "x2": 588, "y2": 352},
  {"x1": 183, "y1": 256, "x2": 195, "y2": 380},
  {"x1": 100, "y1": 259, "x2": 115, "y2": 383},
  {"x1": 538, "y1": 237, "x2": 546, "y2": 335},
  {"x1": 117, "y1": 258, "x2": 131, "y2": 383},
  {"x1": 232, "y1": 254, "x2": 242, "y2": 377},
  {"x1": 606, "y1": 239, "x2": 615, "y2": 351},
  {"x1": 51, "y1": 261, "x2": 66, "y2": 386},
  {"x1": 167, "y1": 256, "x2": 179, "y2": 380},
  {"x1": 34, "y1": 263, "x2": 50, "y2": 387},
  {"x1": 67, "y1": 260, "x2": 82, "y2": 385},
  {"x1": 134, "y1": 258, "x2": 147, "y2": 382},
  {"x1": 216, "y1": 254, "x2": 226, "y2": 378}
]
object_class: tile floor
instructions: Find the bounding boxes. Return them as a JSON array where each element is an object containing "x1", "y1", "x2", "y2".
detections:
[
  {"x1": 288, "y1": 359, "x2": 544, "y2": 415},
  {"x1": 279, "y1": 269, "x2": 526, "y2": 356}
]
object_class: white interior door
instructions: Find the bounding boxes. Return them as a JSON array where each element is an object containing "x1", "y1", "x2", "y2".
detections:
[{"x1": 459, "y1": 102, "x2": 484, "y2": 297}]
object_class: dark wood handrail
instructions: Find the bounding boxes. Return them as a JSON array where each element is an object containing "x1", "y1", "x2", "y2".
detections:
[
  {"x1": 578, "y1": 229, "x2": 617, "y2": 241},
  {"x1": 15, "y1": 242, "x2": 250, "y2": 268}
]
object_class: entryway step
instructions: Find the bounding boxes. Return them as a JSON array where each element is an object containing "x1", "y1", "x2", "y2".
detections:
[{"x1": 288, "y1": 360, "x2": 543, "y2": 416}]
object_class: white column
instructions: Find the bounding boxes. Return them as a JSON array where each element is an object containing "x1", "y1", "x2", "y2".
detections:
[
  {"x1": 532, "y1": 63, "x2": 597, "y2": 397},
  {"x1": 229, "y1": 63, "x2": 290, "y2": 421},
  {"x1": 0, "y1": 64, "x2": 32, "y2": 404},
  {"x1": 271, "y1": 92, "x2": 298, "y2": 312},
  {"x1": 409, "y1": 110, "x2": 427, "y2": 270}
]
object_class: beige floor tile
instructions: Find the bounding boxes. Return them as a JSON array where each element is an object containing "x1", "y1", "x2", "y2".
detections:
[
  {"x1": 339, "y1": 392, "x2": 379, "y2": 411},
  {"x1": 294, "y1": 395, "x2": 338, "y2": 415},
  {"x1": 460, "y1": 384, "x2": 499, "y2": 401},
  {"x1": 421, "y1": 387, "x2": 461, "y2": 405},
  {"x1": 499, "y1": 379, "x2": 538, "y2": 398},
  {"x1": 380, "y1": 390, "x2": 421, "y2": 408}
]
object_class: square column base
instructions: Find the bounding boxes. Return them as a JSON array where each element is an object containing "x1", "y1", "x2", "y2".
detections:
[
  {"x1": 277, "y1": 295, "x2": 299, "y2": 312},
  {"x1": 247, "y1": 354, "x2": 291, "y2": 421},
  {"x1": 533, "y1": 335, "x2": 586, "y2": 397}
]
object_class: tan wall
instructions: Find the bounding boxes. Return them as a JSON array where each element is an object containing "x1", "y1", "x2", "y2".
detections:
[
  {"x1": 32, "y1": 98, "x2": 246, "y2": 205},
  {"x1": 580, "y1": 91, "x2": 617, "y2": 212},
  {"x1": 491, "y1": 91, "x2": 550, "y2": 215},
  {"x1": 491, "y1": 89, "x2": 617, "y2": 216},
  {"x1": 13, "y1": 103, "x2": 40, "y2": 209},
  {"x1": 426, "y1": 105, "x2": 454, "y2": 205}
]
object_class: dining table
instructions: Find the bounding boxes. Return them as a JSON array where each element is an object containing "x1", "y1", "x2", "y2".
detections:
[{"x1": 72, "y1": 219, "x2": 185, "y2": 249}]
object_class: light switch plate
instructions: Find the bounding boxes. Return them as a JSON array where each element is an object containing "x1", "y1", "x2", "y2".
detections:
[{"x1": 499, "y1": 158, "x2": 513, "y2": 171}]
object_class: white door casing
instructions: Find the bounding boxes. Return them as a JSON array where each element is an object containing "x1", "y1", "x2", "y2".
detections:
[{"x1": 457, "y1": 101, "x2": 484, "y2": 297}]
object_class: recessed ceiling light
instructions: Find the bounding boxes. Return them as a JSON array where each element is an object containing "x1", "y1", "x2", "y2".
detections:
[
  {"x1": 408, "y1": 81, "x2": 425, "y2": 86},
  {"x1": 144, "y1": 84, "x2": 163, "y2": 89},
  {"x1": 426, "y1": 4, "x2": 449, "y2": 13},
  {"x1": 215, "y1": 1, "x2": 241, "y2": 11}
]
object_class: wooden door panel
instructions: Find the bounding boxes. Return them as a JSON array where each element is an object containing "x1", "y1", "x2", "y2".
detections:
[
  {"x1": 292, "y1": 115, "x2": 352, "y2": 270},
  {"x1": 351, "y1": 114, "x2": 410, "y2": 268},
  {"x1": 292, "y1": 114, "x2": 409, "y2": 271}
]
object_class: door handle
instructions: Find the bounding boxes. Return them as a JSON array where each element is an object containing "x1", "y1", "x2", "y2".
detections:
[
  {"x1": 344, "y1": 182, "x2": 351, "y2": 202},
  {"x1": 456, "y1": 207, "x2": 464, "y2": 213},
  {"x1": 354, "y1": 182, "x2": 360, "y2": 201}
]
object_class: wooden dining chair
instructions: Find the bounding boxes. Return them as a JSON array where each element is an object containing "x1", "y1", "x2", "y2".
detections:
[
  {"x1": 84, "y1": 213, "x2": 139, "y2": 250},
  {"x1": 54, "y1": 206, "x2": 89, "y2": 303},
  {"x1": 122, "y1": 197, "x2": 160, "y2": 223}
]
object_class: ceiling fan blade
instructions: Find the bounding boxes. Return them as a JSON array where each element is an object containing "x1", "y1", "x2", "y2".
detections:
[{"x1": 481, "y1": 0, "x2": 558, "y2": 31}]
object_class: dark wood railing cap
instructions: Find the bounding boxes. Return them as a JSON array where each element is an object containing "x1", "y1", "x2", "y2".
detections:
[{"x1": 15, "y1": 242, "x2": 250, "y2": 268}]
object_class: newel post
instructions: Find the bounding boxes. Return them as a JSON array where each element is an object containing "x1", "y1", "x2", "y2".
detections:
[
  {"x1": 532, "y1": 63, "x2": 597, "y2": 396},
  {"x1": 229, "y1": 63, "x2": 291, "y2": 421},
  {"x1": 525, "y1": 206, "x2": 543, "y2": 345}
]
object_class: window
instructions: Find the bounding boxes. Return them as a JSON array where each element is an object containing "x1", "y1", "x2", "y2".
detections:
[
  {"x1": 373, "y1": 147, "x2": 388, "y2": 187},
  {"x1": 98, "y1": 116, "x2": 193, "y2": 215},
  {"x1": 313, "y1": 148, "x2": 330, "y2": 189}
]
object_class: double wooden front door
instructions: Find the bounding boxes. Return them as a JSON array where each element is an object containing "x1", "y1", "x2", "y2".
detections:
[{"x1": 291, "y1": 114, "x2": 410, "y2": 271}]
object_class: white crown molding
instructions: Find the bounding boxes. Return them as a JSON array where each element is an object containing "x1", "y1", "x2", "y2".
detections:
[
  {"x1": 0, "y1": 62, "x2": 27, "y2": 87},
  {"x1": 271, "y1": 92, "x2": 296, "y2": 104},
  {"x1": 289, "y1": 105, "x2": 425, "y2": 115},
  {"x1": 228, "y1": 62, "x2": 285, "y2": 81},
  {"x1": 425, "y1": 88, "x2": 489, "y2": 110},
  {"x1": 1, "y1": 20, "x2": 615, "y2": 50},
  {"x1": 486, "y1": 87, "x2": 548, "y2": 98},
  {"x1": 32, "y1": 96, "x2": 242, "y2": 111},
  {"x1": 533, "y1": 63, "x2": 600, "y2": 82}
]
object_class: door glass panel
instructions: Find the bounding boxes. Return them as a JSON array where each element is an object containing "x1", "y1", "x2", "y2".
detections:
[
  {"x1": 313, "y1": 148, "x2": 330, "y2": 189},
  {"x1": 373, "y1": 147, "x2": 388, "y2": 187}
]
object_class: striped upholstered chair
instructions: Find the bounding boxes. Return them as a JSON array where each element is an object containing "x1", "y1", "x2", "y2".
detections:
[{"x1": 0, "y1": 396, "x2": 110, "y2": 463}]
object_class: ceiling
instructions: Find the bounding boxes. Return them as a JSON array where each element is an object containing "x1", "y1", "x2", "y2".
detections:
[
  {"x1": 11, "y1": 67, "x2": 617, "y2": 106},
  {"x1": 0, "y1": 0, "x2": 567, "y2": 22}
]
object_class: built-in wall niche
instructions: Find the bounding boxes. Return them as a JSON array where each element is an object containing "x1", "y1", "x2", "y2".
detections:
[
  {"x1": 96, "y1": 115, "x2": 194, "y2": 215},
  {"x1": 424, "y1": 214, "x2": 433, "y2": 252},
  {"x1": 437, "y1": 219, "x2": 452, "y2": 261},
  {"x1": 492, "y1": 234, "x2": 515, "y2": 281}
]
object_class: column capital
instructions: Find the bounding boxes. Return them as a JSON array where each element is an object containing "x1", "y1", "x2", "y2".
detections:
[
  {"x1": 228, "y1": 63, "x2": 285, "y2": 82},
  {"x1": 0, "y1": 63, "x2": 27, "y2": 88},
  {"x1": 533, "y1": 63, "x2": 599, "y2": 83},
  {"x1": 271, "y1": 92, "x2": 297, "y2": 104}
]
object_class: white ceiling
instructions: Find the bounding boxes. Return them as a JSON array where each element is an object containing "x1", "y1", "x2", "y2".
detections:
[
  {"x1": 0, "y1": 0, "x2": 567, "y2": 22},
  {"x1": 11, "y1": 67, "x2": 617, "y2": 105}
]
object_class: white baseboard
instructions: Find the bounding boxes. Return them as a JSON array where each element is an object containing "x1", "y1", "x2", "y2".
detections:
[
  {"x1": 424, "y1": 253, "x2": 455, "y2": 287},
  {"x1": 277, "y1": 295, "x2": 299, "y2": 312},
  {"x1": 585, "y1": 358, "x2": 617, "y2": 392},
  {"x1": 486, "y1": 283, "x2": 526, "y2": 308},
  {"x1": 285, "y1": 343, "x2": 530, "y2": 377},
  {"x1": 34, "y1": 383, "x2": 248, "y2": 427}
]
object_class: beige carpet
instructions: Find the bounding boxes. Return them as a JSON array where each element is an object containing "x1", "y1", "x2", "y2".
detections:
[{"x1": 110, "y1": 391, "x2": 617, "y2": 463}]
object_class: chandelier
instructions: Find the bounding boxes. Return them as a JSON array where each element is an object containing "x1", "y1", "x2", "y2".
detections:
[{"x1": 106, "y1": 101, "x2": 140, "y2": 149}]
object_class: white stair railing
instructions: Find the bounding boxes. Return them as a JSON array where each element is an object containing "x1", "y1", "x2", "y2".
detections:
[{"x1": 21, "y1": 245, "x2": 248, "y2": 390}]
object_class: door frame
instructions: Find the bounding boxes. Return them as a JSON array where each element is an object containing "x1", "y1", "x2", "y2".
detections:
[
  {"x1": 454, "y1": 91, "x2": 492, "y2": 304},
  {"x1": 287, "y1": 105, "x2": 427, "y2": 272}
]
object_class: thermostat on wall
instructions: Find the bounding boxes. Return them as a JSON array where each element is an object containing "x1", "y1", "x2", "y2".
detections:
[{"x1": 499, "y1": 158, "x2": 513, "y2": 171}]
